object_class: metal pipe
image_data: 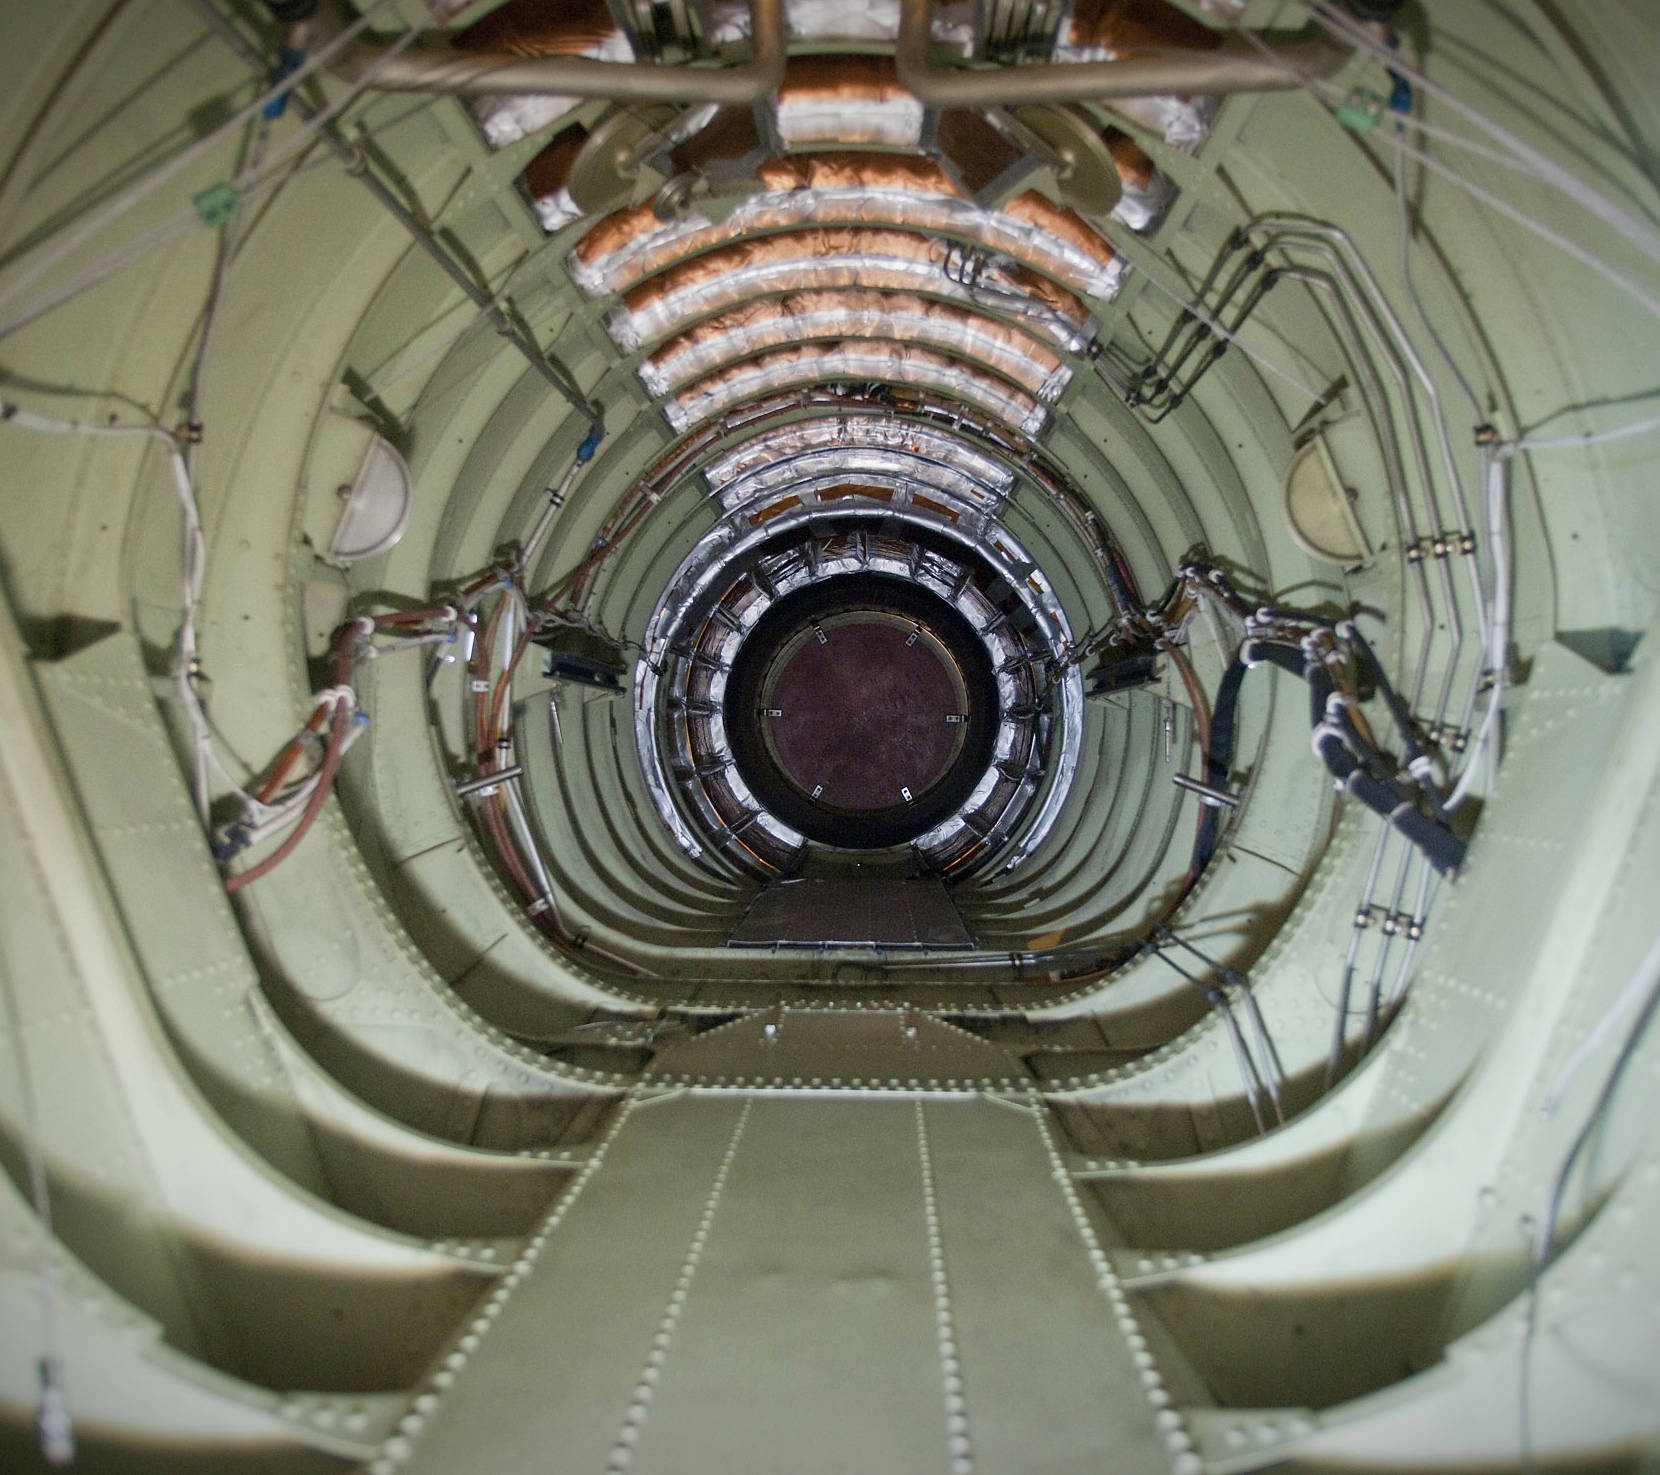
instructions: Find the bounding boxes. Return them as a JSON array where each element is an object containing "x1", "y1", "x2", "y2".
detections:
[
  {"x1": 328, "y1": 0, "x2": 785, "y2": 102},
  {"x1": 1159, "y1": 927, "x2": 1287, "y2": 1125},
  {"x1": 1172, "y1": 772, "x2": 1238, "y2": 807},
  {"x1": 1212, "y1": 989, "x2": 1269, "y2": 1135},
  {"x1": 455, "y1": 764, "x2": 524, "y2": 797},
  {"x1": 1235, "y1": 984, "x2": 1286, "y2": 1124},
  {"x1": 1148, "y1": 944, "x2": 1268, "y2": 1135},
  {"x1": 895, "y1": 0, "x2": 1350, "y2": 107}
]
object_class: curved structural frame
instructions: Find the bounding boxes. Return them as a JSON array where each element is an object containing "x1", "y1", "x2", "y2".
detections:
[{"x1": 0, "y1": 1, "x2": 1658, "y2": 1473}]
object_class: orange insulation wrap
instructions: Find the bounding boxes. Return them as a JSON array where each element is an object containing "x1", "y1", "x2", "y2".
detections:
[
  {"x1": 522, "y1": 123, "x2": 590, "y2": 201},
  {"x1": 224, "y1": 703, "x2": 350, "y2": 895},
  {"x1": 645, "y1": 288, "x2": 1063, "y2": 394},
  {"x1": 778, "y1": 53, "x2": 910, "y2": 104},
  {"x1": 568, "y1": 154, "x2": 1118, "y2": 307},
  {"x1": 1104, "y1": 128, "x2": 1158, "y2": 192},
  {"x1": 668, "y1": 337, "x2": 1032, "y2": 398},
  {"x1": 453, "y1": 0, "x2": 622, "y2": 58},
  {"x1": 621, "y1": 226, "x2": 1089, "y2": 326},
  {"x1": 1001, "y1": 192, "x2": 1119, "y2": 270},
  {"x1": 774, "y1": 54, "x2": 921, "y2": 147},
  {"x1": 255, "y1": 704, "x2": 331, "y2": 805},
  {"x1": 1064, "y1": 0, "x2": 1222, "y2": 55}
]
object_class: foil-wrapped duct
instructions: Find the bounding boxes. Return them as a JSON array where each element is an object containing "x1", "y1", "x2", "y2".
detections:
[
  {"x1": 697, "y1": 0, "x2": 974, "y2": 47},
  {"x1": 665, "y1": 341, "x2": 1047, "y2": 436},
  {"x1": 774, "y1": 55, "x2": 924, "y2": 148},
  {"x1": 1053, "y1": 0, "x2": 1223, "y2": 146},
  {"x1": 1101, "y1": 130, "x2": 1174, "y2": 232},
  {"x1": 702, "y1": 414, "x2": 1016, "y2": 497},
  {"x1": 640, "y1": 289, "x2": 1069, "y2": 401},
  {"x1": 604, "y1": 226, "x2": 1093, "y2": 352},
  {"x1": 467, "y1": 37, "x2": 638, "y2": 149},
  {"x1": 570, "y1": 155, "x2": 1122, "y2": 304},
  {"x1": 710, "y1": 453, "x2": 1006, "y2": 516},
  {"x1": 522, "y1": 123, "x2": 589, "y2": 232}
]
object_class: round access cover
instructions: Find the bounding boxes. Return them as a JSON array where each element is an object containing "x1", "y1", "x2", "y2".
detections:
[
  {"x1": 724, "y1": 575, "x2": 999, "y2": 849},
  {"x1": 329, "y1": 434, "x2": 413, "y2": 564}
]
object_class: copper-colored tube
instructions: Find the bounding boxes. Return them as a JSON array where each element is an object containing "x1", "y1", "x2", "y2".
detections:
[
  {"x1": 1001, "y1": 192, "x2": 1118, "y2": 270},
  {"x1": 224, "y1": 703, "x2": 349, "y2": 895},
  {"x1": 254, "y1": 704, "x2": 332, "y2": 805},
  {"x1": 1165, "y1": 642, "x2": 1212, "y2": 761}
]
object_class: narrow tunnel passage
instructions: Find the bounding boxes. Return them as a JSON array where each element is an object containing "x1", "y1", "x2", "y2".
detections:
[{"x1": 1, "y1": 0, "x2": 1659, "y2": 1471}]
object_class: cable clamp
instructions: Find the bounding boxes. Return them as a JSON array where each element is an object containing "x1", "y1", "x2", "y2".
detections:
[
  {"x1": 191, "y1": 181, "x2": 240, "y2": 228},
  {"x1": 1334, "y1": 88, "x2": 1384, "y2": 134},
  {"x1": 1473, "y1": 422, "x2": 1500, "y2": 447},
  {"x1": 1354, "y1": 906, "x2": 1376, "y2": 930}
]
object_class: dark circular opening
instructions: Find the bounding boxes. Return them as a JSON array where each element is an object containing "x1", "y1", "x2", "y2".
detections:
[{"x1": 725, "y1": 574, "x2": 999, "y2": 848}]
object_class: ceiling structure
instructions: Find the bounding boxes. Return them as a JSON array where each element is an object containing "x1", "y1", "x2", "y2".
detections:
[{"x1": 1, "y1": 0, "x2": 1658, "y2": 1471}]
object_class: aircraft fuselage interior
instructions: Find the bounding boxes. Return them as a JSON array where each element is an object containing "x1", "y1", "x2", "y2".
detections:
[{"x1": 2, "y1": 0, "x2": 1659, "y2": 1470}]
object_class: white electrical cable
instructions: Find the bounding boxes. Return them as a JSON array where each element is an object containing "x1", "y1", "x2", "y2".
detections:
[
  {"x1": 1391, "y1": 124, "x2": 1486, "y2": 419},
  {"x1": 1521, "y1": 927, "x2": 1660, "y2": 1474},
  {"x1": 1373, "y1": 126, "x2": 1660, "y2": 326},
  {"x1": 1234, "y1": 16, "x2": 1660, "y2": 330},
  {"x1": 1540, "y1": 931, "x2": 1660, "y2": 1122},
  {"x1": 0, "y1": 401, "x2": 221, "y2": 822},
  {"x1": 1295, "y1": 0, "x2": 1660, "y2": 268},
  {"x1": 1446, "y1": 445, "x2": 1510, "y2": 808},
  {"x1": 1508, "y1": 406, "x2": 1660, "y2": 454},
  {"x1": 187, "y1": 110, "x2": 272, "y2": 470},
  {"x1": 0, "y1": 0, "x2": 404, "y2": 323},
  {"x1": 0, "y1": 7, "x2": 435, "y2": 344}
]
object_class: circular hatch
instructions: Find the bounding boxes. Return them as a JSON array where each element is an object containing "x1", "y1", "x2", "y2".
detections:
[{"x1": 724, "y1": 575, "x2": 1000, "y2": 848}]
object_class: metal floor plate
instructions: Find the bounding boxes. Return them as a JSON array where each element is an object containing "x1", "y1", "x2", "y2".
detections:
[{"x1": 727, "y1": 877, "x2": 975, "y2": 949}]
